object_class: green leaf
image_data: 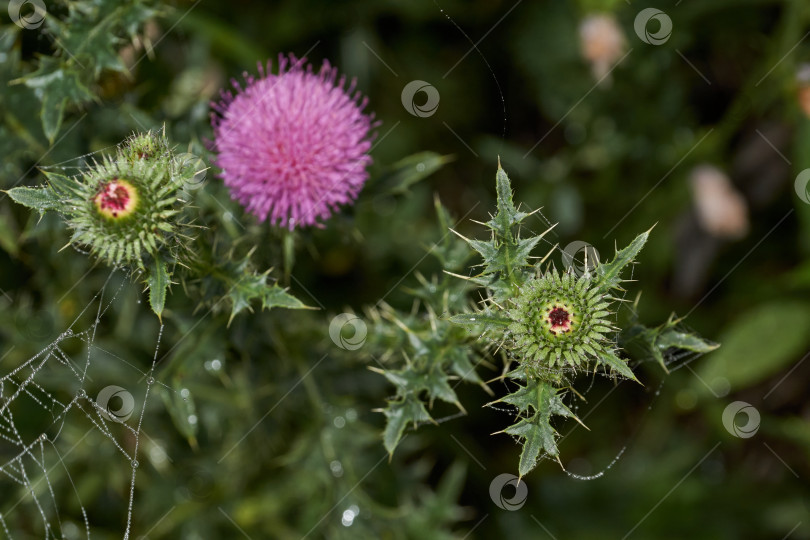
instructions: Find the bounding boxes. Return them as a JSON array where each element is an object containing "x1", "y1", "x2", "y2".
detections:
[
  {"x1": 20, "y1": 57, "x2": 93, "y2": 142},
  {"x1": 595, "y1": 226, "x2": 653, "y2": 293},
  {"x1": 382, "y1": 396, "x2": 432, "y2": 456},
  {"x1": 41, "y1": 94, "x2": 67, "y2": 143},
  {"x1": 620, "y1": 317, "x2": 718, "y2": 372},
  {"x1": 504, "y1": 415, "x2": 557, "y2": 478},
  {"x1": 228, "y1": 277, "x2": 309, "y2": 325},
  {"x1": 597, "y1": 351, "x2": 638, "y2": 382},
  {"x1": 487, "y1": 161, "x2": 529, "y2": 238},
  {"x1": 656, "y1": 329, "x2": 719, "y2": 354},
  {"x1": 6, "y1": 186, "x2": 59, "y2": 215},
  {"x1": 695, "y1": 301, "x2": 810, "y2": 395},
  {"x1": 148, "y1": 257, "x2": 170, "y2": 320},
  {"x1": 446, "y1": 350, "x2": 485, "y2": 385},
  {"x1": 466, "y1": 238, "x2": 499, "y2": 262},
  {"x1": 497, "y1": 380, "x2": 580, "y2": 476},
  {"x1": 43, "y1": 171, "x2": 84, "y2": 198},
  {"x1": 379, "y1": 367, "x2": 461, "y2": 409},
  {"x1": 378, "y1": 152, "x2": 455, "y2": 194},
  {"x1": 260, "y1": 283, "x2": 308, "y2": 311},
  {"x1": 458, "y1": 163, "x2": 554, "y2": 299}
]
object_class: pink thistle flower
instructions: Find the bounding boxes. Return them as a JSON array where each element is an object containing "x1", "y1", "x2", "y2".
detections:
[{"x1": 211, "y1": 54, "x2": 375, "y2": 229}]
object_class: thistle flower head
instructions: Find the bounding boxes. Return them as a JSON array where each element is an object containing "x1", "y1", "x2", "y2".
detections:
[
  {"x1": 210, "y1": 53, "x2": 375, "y2": 229},
  {"x1": 506, "y1": 268, "x2": 616, "y2": 372},
  {"x1": 48, "y1": 130, "x2": 194, "y2": 269}
]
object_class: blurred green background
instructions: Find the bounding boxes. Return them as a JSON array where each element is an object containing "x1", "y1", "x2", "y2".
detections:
[{"x1": 1, "y1": 0, "x2": 809, "y2": 538}]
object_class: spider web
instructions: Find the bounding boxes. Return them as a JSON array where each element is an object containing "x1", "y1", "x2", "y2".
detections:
[
  {"x1": 0, "y1": 145, "x2": 187, "y2": 538},
  {"x1": 0, "y1": 137, "x2": 208, "y2": 540},
  {"x1": 0, "y1": 267, "x2": 169, "y2": 539}
]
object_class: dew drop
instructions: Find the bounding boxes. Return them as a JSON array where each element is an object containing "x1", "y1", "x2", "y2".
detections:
[{"x1": 131, "y1": 460, "x2": 139, "y2": 468}]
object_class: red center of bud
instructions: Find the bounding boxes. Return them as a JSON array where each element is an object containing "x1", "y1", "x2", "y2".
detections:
[
  {"x1": 547, "y1": 306, "x2": 572, "y2": 335},
  {"x1": 99, "y1": 184, "x2": 129, "y2": 210},
  {"x1": 94, "y1": 179, "x2": 137, "y2": 219}
]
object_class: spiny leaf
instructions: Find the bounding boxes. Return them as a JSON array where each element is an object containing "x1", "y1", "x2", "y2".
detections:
[
  {"x1": 498, "y1": 380, "x2": 580, "y2": 476},
  {"x1": 382, "y1": 396, "x2": 432, "y2": 456},
  {"x1": 19, "y1": 57, "x2": 93, "y2": 142},
  {"x1": 595, "y1": 226, "x2": 654, "y2": 293},
  {"x1": 148, "y1": 256, "x2": 170, "y2": 321},
  {"x1": 620, "y1": 317, "x2": 718, "y2": 372},
  {"x1": 504, "y1": 414, "x2": 557, "y2": 478},
  {"x1": 446, "y1": 350, "x2": 486, "y2": 386},
  {"x1": 43, "y1": 171, "x2": 85, "y2": 199},
  {"x1": 487, "y1": 161, "x2": 529, "y2": 238},
  {"x1": 597, "y1": 351, "x2": 639, "y2": 382},
  {"x1": 260, "y1": 283, "x2": 309, "y2": 311},
  {"x1": 656, "y1": 329, "x2": 719, "y2": 354},
  {"x1": 6, "y1": 186, "x2": 59, "y2": 215},
  {"x1": 227, "y1": 273, "x2": 309, "y2": 325}
]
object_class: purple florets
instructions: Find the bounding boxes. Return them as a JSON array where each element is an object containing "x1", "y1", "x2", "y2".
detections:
[{"x1": 211, "y1": 54, "x2": 375, "y2": 229}]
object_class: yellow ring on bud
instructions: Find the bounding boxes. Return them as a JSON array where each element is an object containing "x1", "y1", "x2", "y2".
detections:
[{"x1": 93, "y1": 179, "x2": 139, "y2": 220}]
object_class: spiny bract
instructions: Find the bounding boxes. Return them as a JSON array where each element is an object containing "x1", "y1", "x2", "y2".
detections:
[{"x1": 507, "y1": 267, "x2": 616, "y2": 372}]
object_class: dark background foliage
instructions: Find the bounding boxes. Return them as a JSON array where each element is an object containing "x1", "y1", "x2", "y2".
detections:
[{"x1": 1, "y1": 0, "x2": 808, "y2": 538}]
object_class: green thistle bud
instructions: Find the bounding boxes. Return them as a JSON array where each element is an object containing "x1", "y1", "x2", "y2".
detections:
[
  {"x1": 506, "y1": 268, "x2": 616, "y2": 372},
  {"x1": 121, "y1": 131, "x2": 169, "y2": 163},
  {"x1": 46, "y1": 129, "x2": 194, "y2": 270}
]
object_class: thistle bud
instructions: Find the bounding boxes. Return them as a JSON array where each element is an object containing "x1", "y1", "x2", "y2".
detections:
[
  {"x1": 506, "y1": 268, "x2": 616, "y2": 371},
  {"x1": 43, "y1": 129, "x2": 195, "y2": 270}
]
